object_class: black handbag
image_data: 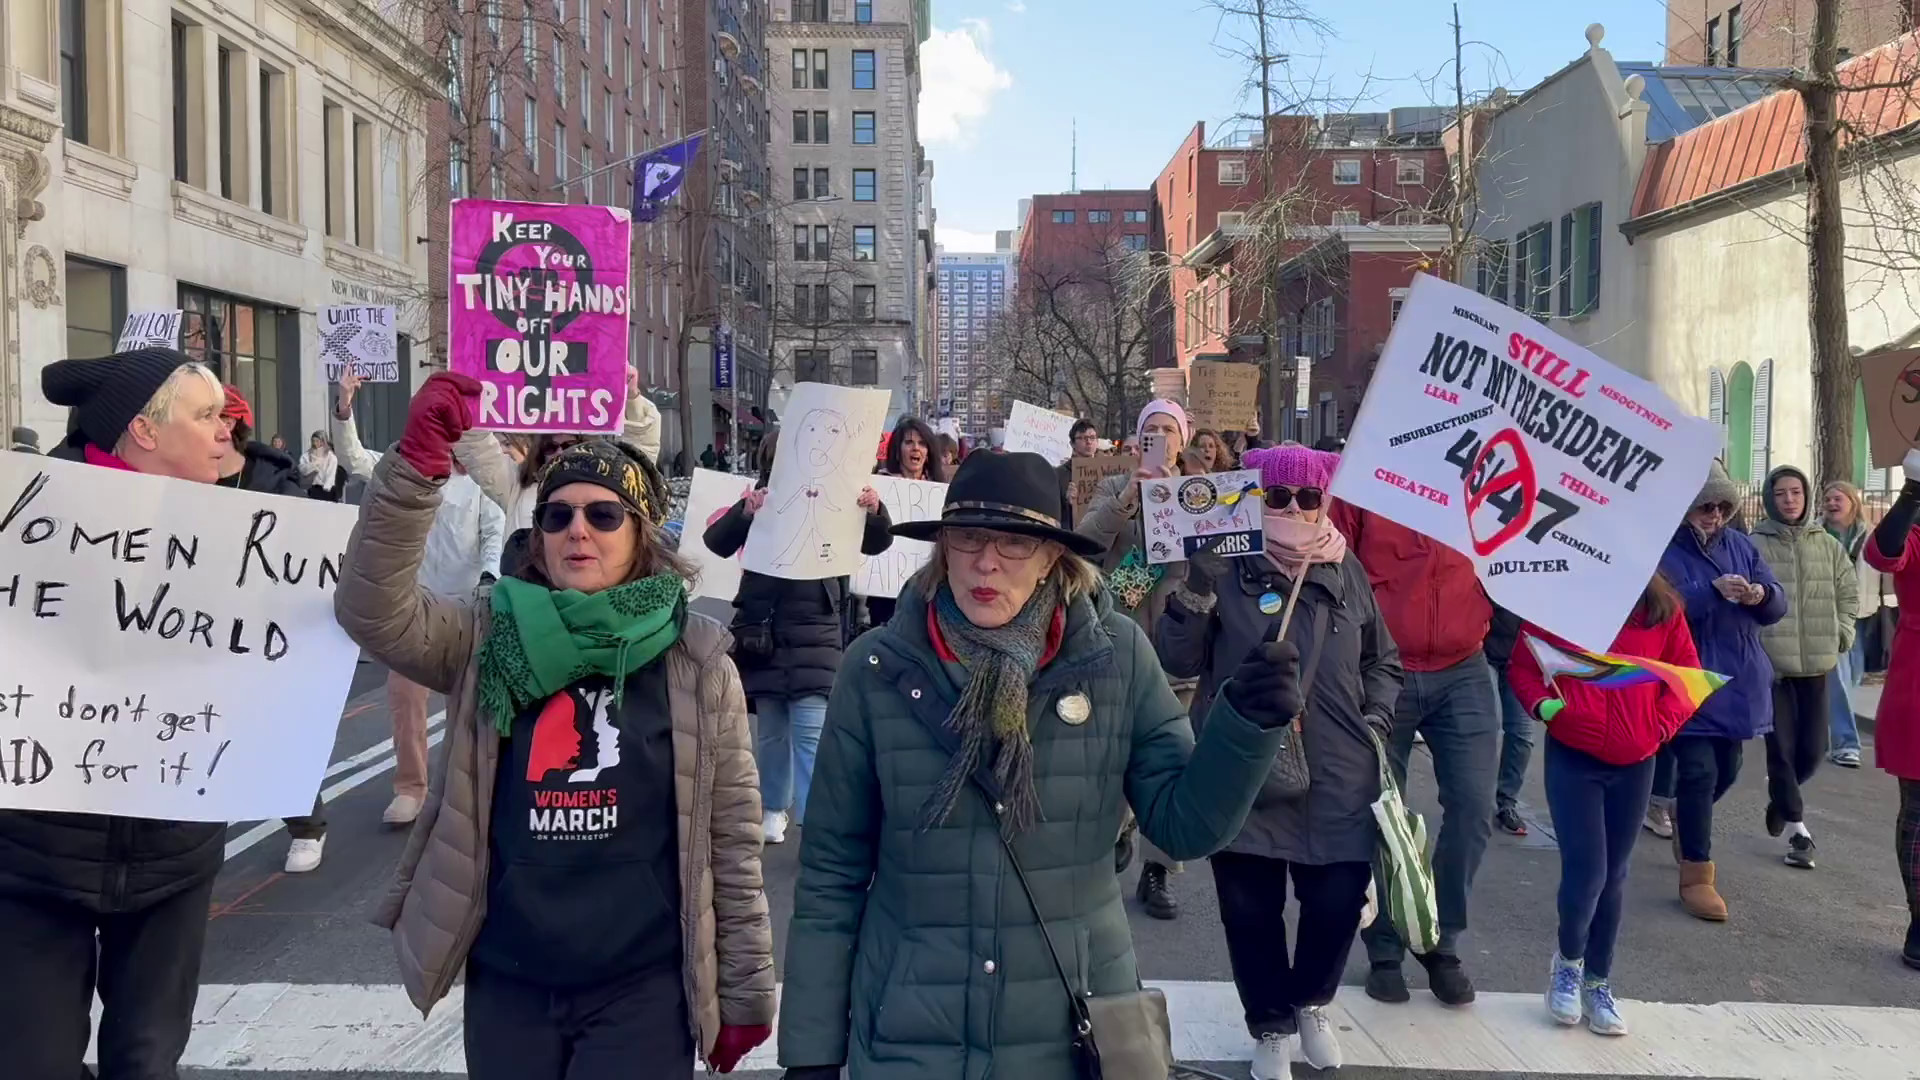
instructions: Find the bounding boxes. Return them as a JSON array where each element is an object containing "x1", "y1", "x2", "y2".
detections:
[{"x1": 1255, "y1": 600, "x2": 1330, "y2": 806}]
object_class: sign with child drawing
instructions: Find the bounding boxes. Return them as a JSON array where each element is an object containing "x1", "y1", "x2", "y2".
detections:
[{"x1": 741, "y1": 383, "x2": 892, "y2": 581}]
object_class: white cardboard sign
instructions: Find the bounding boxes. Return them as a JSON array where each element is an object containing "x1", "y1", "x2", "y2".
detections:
[
  {"x1": 741, "y1": 383, "x2": 891, "y2": 581},
  {"x1": 852, "y1": 476, "x2": 947, "y2": 598},
  {"x1": 320, "y1": 304, "x2": 401, "y2": 382},
  {"x1": 0, "y1": 455, "x2": 361, "y2": 822},
  {"x1": 1329, "y1": 273, "x2": 1723, "y2": 647},
  {"x1": 116, "y1": 310, "x2": 183, "y2": 352},
  {"x1": 683, "y1": 468, "x2": 757, "y2": 601},
  {"x1": 1004, "y1": 401, "x2": 1075, "y2": 465},
  {"x1": 1140, "y1": 469, "x2": 1265, "y2": 565}
]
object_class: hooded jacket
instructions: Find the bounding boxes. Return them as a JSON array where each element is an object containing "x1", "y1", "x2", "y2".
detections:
[
  {"x1": 223, "y1": 440, "x2": 308, "y2": 498},
  {"x1": 1508, "y1": 605, "x2": 1704, "y2": 766},
  {"x1": 1750, "y1": 465, "x2": 1857, "y2": 676}
]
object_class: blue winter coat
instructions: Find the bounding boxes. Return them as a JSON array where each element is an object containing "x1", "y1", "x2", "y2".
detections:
[{"x1": 1659, "y1": 524, "x2": 1789, "y2": 740}]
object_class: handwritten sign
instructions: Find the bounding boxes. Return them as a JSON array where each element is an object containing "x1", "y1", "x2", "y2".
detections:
[
  {"x1": 1005, "y1": 401, "x2": 1075, "y2": 465},
  {"x1": 852, "y1": 476, "x2": 947, "y2": 598},
  {"x1": 1071, "y1": 452, "x2": 1139, "y2": 519},
  {"x1": 449, "y1": 198, "x2": 632, "y2": 434},
  {"x1": 1330, "y1": 273, "x2": 1721, "y2": 648},
  {"x1": 320, "y1": 305, "x2": 400, "y2": 382},
  {"x1": 116, "y1": 310, "x2": 182, "y2": 352},
  {"x1": 1139, "y1": 469, "x2": 1264, "y2": 564},
  {"x1": 1861, "y1": 347, "x2": 1920, "y2": 468},
  {"x1": 0, "y1": 455, "x2": 360, "y2": 822},
  {"x1": 1188, "y1": 361, "x2": 1262, "y2": 432},
  {"x1": 683, "y1": 468, "x2": 756, "y2": 601},
  {"x1": 742, "y1": 383, "x2": 891, "y2": 581}
]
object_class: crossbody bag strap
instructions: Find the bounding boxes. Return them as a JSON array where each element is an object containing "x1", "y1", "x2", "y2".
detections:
[
  {"x1": 1288, "y1": 598, "x2": 1333, "y2": 734},
  {"x1": 983, "y1": 791, "x2": 1094, "y2": 1035}
]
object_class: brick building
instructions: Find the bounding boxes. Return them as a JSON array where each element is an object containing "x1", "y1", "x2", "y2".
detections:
[
  {"x1": 1666, "y1": 0, "x2": 1918, "y2": 67},
  {"x1": 1015, "y1": 190, "x2": 1152, "y2": 286}
]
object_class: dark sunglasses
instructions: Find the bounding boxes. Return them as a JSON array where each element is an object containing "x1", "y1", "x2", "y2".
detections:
[
  {"x1": 1264, "y1": 486, "x2": 1325, "y2": 511},
  {"x1": 533, "y1": 500, "x2": 633, "y2": 534},
  {"x1": 1694, "y1": 501, "x2": 1733, "y2": 517}
]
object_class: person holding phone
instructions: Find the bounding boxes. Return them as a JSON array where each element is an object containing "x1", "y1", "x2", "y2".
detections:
[{"x1": 1657, "y1": 460, "x2": 1787, "y2": 921}]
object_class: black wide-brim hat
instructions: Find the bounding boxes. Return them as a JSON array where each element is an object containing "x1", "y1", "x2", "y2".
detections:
[{"x1": 892, "y1": 450, "x2": 1107, "y2": 558}]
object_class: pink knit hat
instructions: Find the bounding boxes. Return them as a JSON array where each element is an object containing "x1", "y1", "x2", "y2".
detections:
[
  {"x1": 1135, "y1": 399, "x2": 1190, "y2": 443},
  {"x1": 1245, "y1": 445, "x2": 1338, "y2": 490}
]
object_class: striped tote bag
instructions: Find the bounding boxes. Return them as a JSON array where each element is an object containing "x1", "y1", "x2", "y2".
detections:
[{"x1": 1369, "y1": 731, "x2": 1441, "y2": 954}]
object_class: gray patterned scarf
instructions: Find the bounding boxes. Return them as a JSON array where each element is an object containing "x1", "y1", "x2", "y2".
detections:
[{"x1": 921, "y1": 579, "x2": 1062, "y2": 834}]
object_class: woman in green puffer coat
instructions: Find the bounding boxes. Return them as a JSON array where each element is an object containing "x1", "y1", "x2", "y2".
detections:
[{"x1": 778, "y1": 451, "x2": 1301, "y2": 1080}]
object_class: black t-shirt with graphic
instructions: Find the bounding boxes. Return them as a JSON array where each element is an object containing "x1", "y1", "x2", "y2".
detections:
[{"x1": 469, "y1": 665, "x2": 682, "y2": 988}]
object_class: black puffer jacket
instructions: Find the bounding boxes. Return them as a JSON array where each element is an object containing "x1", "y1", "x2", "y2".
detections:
[
  {"x1": 0, "y1": 440, "x2": 226, "y2": 909},
  {"x1": 703, "y1": 494, "x2": 893, "y2": 701},
  {"x1": 221, "y1": 440, "x2": 308, "y2": 498}
]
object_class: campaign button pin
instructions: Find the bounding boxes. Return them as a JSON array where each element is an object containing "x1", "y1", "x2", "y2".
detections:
[
  {"x1": 1258, "y1": 591, "x2": 1284, "y2": 615},
  {"x1": 1057, "y1": 692, "x2": 1092, "y2": 726}
]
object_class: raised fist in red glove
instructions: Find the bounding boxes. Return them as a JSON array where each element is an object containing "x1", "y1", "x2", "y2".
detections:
[
  {"x1": 708, "y1": 1023, "x2": 771, "y2": 1073},
  {"x1": 395, "y1": 372, "x2": 482, "y2": 478}
]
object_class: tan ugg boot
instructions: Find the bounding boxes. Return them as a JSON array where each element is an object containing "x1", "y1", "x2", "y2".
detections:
[{"x1": 1680, "y1": 860, "x2": 1728, "y2": 921}]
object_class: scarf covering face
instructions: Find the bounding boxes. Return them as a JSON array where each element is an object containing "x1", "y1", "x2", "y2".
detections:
[
  {"x1": 922, "y1": 579, "x2": 1063, "y2": 834},
  {"x1": 476, "y1": 572, "x2": 686, "y2": 735},
  {"x1": 1262, "y1": 510, "x2": 1347, "y2": 572}
]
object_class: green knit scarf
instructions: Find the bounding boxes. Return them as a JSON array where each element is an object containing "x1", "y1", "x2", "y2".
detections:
[{"x1": 476, "y1": 573, "x2": 686, "y2": 735}]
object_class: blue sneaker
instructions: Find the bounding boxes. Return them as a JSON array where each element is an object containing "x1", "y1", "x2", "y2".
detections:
[
  {"x1": 1546, "y1": 953, "x2": 1583, "y2": 1025},
  {"x1": 1583, "y1": 978, "x2": 1628, "y2": 1036}
]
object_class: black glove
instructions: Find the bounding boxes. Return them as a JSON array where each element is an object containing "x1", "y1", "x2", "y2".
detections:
[
  {"x1": 1222, "y1": 640, "x2": 1304, "y2": 729},
  {"x1": 784, "y1": 1069, "x2": 843, "y2": 1080},
  {"x1": 1184, "y1": 536, "x2": 1231, "y2": 593}
]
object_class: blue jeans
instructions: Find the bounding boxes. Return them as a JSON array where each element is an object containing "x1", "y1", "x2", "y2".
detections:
[
  {"x1": 1544, "y1": 740, "x2": 1655, "y2": 980},
  {"x1": 1363, "y1": 651, "x2": 1501, "y2": 962},
  {"x1": 755, "y1": 695, "x2": 827, "y2": 825},
  {"x1": 1829, "y1": 624, "x2": 1866, "y2": 754},
  {"x1": 1494, "y1": 669, "x2": 1534, "y2": 811}
]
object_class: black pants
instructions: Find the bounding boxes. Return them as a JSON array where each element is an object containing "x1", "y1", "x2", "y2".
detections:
[
  {"x1": 1765, "y1": 676, "x2": 1830, "y2": 825},
  {"x1": 1672, "y1": 735, "x2": 1743, "y2": 862},
  {"x1": 1210, "y1": 851, "x2": 1371, "y2": 1038},
  {"x1": 285, "y1": 793, "x2": 327, "y2": 841},
  {"x1": 1900, "y1": 779, "x2": 1920, "y2": 923},
  {"x1": 0, "y1": 877, "x2": 216, "y2": 1080},
  {"x1": 464, "y1": 960, "x2": 696, "y2": 1080}
]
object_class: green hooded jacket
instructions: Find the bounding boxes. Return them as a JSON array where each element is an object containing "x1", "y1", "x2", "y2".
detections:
[{"x1": 1752, "y1": 465, "x2": 1858, "y2": 676}]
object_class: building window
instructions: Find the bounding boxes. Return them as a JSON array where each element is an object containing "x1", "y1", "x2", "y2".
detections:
[
  {"x1": 1122, "y1": 234, "x2": 1147, "y2": 252},
  {"x1": 65, "y1": 257, "x2": 125, "y2": 360},
  {"x1": 555, "y1": 35, "x2": 567, "y2": 103},
  {"x1": 1476, "y1": 239, "x2": 1511, "y2": 305},
  {"x1": 1391, "y1": 209, "x2": 1424, "y2": 225},
  {"x1": 172, "y1": 21, "x2": 190, "y2": 183},
  {"x1": 1557, "y1": 202, "x2": 1603, "y2": 316},
  {"x1": 526, "y1": 96, "x2": 540, "y2": 172},
  {"x1": 793, "y1": 109, "x2": 809, "y2": 142},
  {"x1": 854, "y1": 285, "x2": 877, "y2": 321},
  {"x1": 852, "y1": 348, "x2": 878, "y2": 384},
  {"x1": 793, "y1": 0, "x2": 830, "y2": 22},
  {"x1": 814, "y1": 167, "x2": 830, "y2": 198},
  {"x1": 555, "y1": 121, "x2": 567, "y2": 180},
  {"x1": 854, "y1": 225, "x2": 876, "y2": 260},
  {"x1": 486, "y1": 73, "x2": 505, "y2": 147},
  {"x1": 450, "y1": 138, "x2": 469, "y2": 195},
  {"x1": 1390, "y1": 288, "x2": 1407, "y2": 324},
  {"x1": 323, "y1": 102, "x2": 343, "y2": 236},
  {"x1": 1123, "y1": 209, "x2": 1148, "y2": 224},
  {"x1": 1706, "y1": 17, "x2": 1721, "y2": 65},
  {"x1": 1395, "y1": 158, "x2": 1425, "y2": 185},
  {"x1": 792, "y1": 48, "x2": 807, "y2": 88},
  {"x1": 581, "y1": 67, "x2": 590, "y2": 126},
  {"x1": 853, "y1": 50, "x2": 876, "y2": 90},
  {"x1": 1087, "y1": 209, "x2": 1112, "y2": 223},
  {"x1": 1218, "y1": 157, "x2": 1248, "y2": 185},
  {"x1": 793, "y1": 223, "x2": 809, "y2": 261},
  {"x1": 1521, "y1": 223, "x2": 1552, "y2": 317},
  {"x1": 793, "y1": 167, "x2": 809, "y2": 200},
  {"x1": 794, "y1": 347, "x2": 829, "y2": 382},
  {"x1": 814, "y1": 110, "x2": 830, "y2": 143},
  {"x1": 855, "y1": 0, "x2": 874, "y2": 23},
  {"x1": 603, "y1": 12, "x2": 613, "y2": 72},
  {"x1": 353, "y1": 118, "x2": 374, "y2": 244},
  {"x1": 813, "y1": 224, "x2": 831, "y2": 260},
  {"x1": 259, "y1": 66, "x2": 287, "y2": 216},
  {"x1": 216, "y1": 45, "x2": 237, "y2": 199},
  {"x1": 1332, "y1": 159, "x2": 1361, "y2": 185},
  {"x1": 854, "y1": 168, "x2": 876, "y2": 201},
  {"x1": 179, "y1": 285, "x2": 292, "y2": 443},
  {"x1": 853, "y1": 111, "x2": 876, "y2": 144},
  {"x1": 1727, "y1": 4, "x2": 1742, "y2": 65},
  {"x1": 1052, "y1": 209, "x2": 1075, "y2": 224},
  {"x1": 814, "y1": 49, "x2": 829, "y2": 89},
  {"x1": 1331, "y1": 209, "x2": 1361, "y2": 226},
  {"x1": 60, "y1": 0, "x2": 90, "y2": 143}
]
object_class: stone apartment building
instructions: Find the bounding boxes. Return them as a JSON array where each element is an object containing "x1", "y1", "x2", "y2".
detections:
[
  {"x1": 768, "y1": 0, "x2": 930, "y2": 426},
  {"x1": 1666, "y1": 0, "x2": 1918, "y2": 67}
]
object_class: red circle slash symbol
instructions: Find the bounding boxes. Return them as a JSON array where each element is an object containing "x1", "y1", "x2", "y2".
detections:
[{"x1": 1464, "y1": 428, "x2": 1537, "y2": 556}]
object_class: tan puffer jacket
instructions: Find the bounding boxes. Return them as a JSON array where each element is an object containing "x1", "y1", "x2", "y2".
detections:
[{"x1": 335, "y1": 454, "x2": 775, "y2": 1059}]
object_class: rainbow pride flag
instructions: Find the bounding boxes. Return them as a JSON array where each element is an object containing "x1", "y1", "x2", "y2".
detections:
[{"x1": 1522, "y1": 634, "x2": 1730, "y2": 713}]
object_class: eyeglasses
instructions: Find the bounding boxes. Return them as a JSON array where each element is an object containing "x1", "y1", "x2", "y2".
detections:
[
  {"x1": 945, "y1": 527, "x2": 1043, "y2": 559},
  {"x1": 1264, "y1": 486, "x2": 1325, "y2": 511},
  {"x1": 1693, "y1": 501, "x2": 1733, "y2": 518},
  {"x1": 534, "y1": 500, "x2": 634, "y2": 534}
]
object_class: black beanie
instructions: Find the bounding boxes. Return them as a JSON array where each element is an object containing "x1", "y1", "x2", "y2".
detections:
[
  {"x1": 43, "y1": 348, "x2": 195, "y2": 452},
  {"x1": 536, "y1": 440, "x2": 668, "y2": 525}
]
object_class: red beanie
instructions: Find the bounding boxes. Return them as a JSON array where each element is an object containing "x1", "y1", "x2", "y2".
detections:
[{"x1": 221, "y1": 384, "x2": 255, "y2": 430}]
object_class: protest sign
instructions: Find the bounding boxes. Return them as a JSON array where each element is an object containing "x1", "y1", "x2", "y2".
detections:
[
  {"x1": 1005, "y1": 401, "x2": 1075, "y2": 465},
  {"x1": 1070, "y1": 452, "x2": 1139, "y2": 519},
  {"x1": 116, "y1": 310, "x2": 182, "y2": 352},
  {"x1": 1330, "y1": 273, "x2": 1722, "y2": 648},
  {"x1": 682, "y1": 468, "x2": 757, "y2": 601},
  {"x1": 933, "y1": 417, "x2": 962, "y2": 440},
  {"x1": 320, "y1": 305, "x2": 400, "y2": 383},
  {"x1": 742, "y1": 383, "x2": 891, "y2": 580},
  {"x1": 0, "y1": 455, "x2": 360, "y2": 822},
  {"x1": 1139, "y1": 468, "x2": 1265, "y2": 564},
  {"x1": 1860, "y1": 347, "x2": 1920, "y2": 468},
  {"x1": 448, "y1": 198, "x2": 632, "y2": 434},
  {"x1": 1188, "y1": 361, "x2": 1262, "y2": 432},
  {"x1": 852, "y1": 476, "x2": 946, "y2": 598}
]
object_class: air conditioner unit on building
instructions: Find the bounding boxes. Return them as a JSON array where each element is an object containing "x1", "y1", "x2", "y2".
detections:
[{"x1": 1216, "y1": 211, "x2": 1248, "y2": 230}]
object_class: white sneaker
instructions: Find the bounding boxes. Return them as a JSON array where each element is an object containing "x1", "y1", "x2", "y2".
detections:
[
  {"x1": 1249, "y1": 1031, "x2": 1290, "y2": 1080},
  {"x1": 382, "y1": 794, "x2": 422, "y2": 826},
  {"x1": 763, "y1": 810, "x2": 789, "y2": 845},
  {"x1": 283, "y1": 837, "x2": 325, "y2": 874},
  {"x1": 1296, "y1": 1005, "x2": 1342, "y2": 1070},
  {"x1": 1547, "y1": 952, "x2": 1584, "y2": 1025}
]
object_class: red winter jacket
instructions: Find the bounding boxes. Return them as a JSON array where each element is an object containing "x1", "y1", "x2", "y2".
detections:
[
  {"x1": 1329, "y1": 502, "x2": 1490, "y2": 672},
  {"x1": 1506, "y1": 609, "x2": 1703, "y2": 767}
]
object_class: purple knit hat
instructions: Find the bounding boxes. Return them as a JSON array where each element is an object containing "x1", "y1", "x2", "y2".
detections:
[{"x1": 1245, "y1": 444, "x2": 1338, "y2": 490}]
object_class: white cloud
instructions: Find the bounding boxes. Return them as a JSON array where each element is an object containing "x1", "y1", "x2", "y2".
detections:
[
  {"x1": 938, "y1": 227, "x2": 1001, "y2": 253},
  {"x1": 919, "y1": 21, "x2": 1013, "y2": 147},
  {"x1": 1006, "y1": 0, "x2": 1027, "y2": 12}
]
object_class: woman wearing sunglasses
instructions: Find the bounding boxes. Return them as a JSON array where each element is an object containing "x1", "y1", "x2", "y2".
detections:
[
  {"x1": 1153, "y1": 445, "x2": 1402, "y2": 1080},
  {"x1": 336, "y1": 375, "x2": 776, "y2": 1079},
  {"x1": 1656, "y1": 459, "x2": 1786, "y2": 921}
]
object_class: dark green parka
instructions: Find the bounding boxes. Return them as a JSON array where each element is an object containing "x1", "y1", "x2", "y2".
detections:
[{"x1": 778, "y1": 584, "x2": 1285, "y2": 1079}]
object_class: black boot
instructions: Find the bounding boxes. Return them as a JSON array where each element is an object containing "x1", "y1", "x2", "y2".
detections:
[
  {"x1": 1416, "y1": 951, "x2": 1477, "y2": 1006},
  {"x1": 1136, "y1": 861, "x2": 1178, "y2": 920},
  {"x1": 1364, "y1": 961, "x2": 1410, "y2": 1003},
  {"x1": 1905, "y1": 919, "x2": 1920, "y2": 971}
]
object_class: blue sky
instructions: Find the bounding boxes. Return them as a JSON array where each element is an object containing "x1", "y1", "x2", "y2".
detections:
[{"x1": 920, "y1": 0, "x2": 1667, "y2": 251}]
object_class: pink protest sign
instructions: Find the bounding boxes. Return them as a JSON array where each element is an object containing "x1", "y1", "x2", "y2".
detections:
[{"x1": 448, "y1": 198, "x2": 633, "y2": 433}]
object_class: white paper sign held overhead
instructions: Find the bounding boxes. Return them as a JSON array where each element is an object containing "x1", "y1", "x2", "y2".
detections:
[
  {"x1": 741, "y1": 383, "x2": 891, "y2": 581},
  {"x1": 1004, "y1": 401, "x2": 1076, "y2": 465}
]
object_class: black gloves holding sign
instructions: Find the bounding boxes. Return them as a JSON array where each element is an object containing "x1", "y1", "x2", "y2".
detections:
[{"x1": 1222, "y1": 640, "x2": 1305, "y2": 729}]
